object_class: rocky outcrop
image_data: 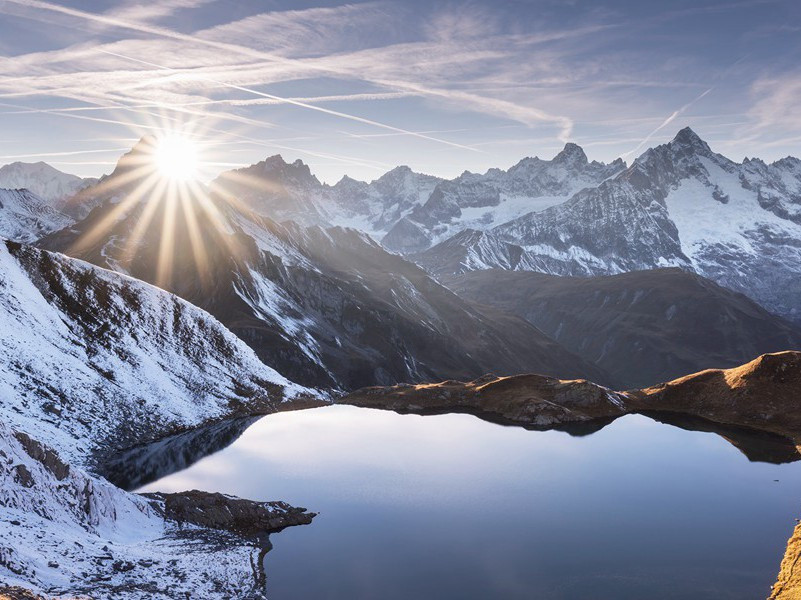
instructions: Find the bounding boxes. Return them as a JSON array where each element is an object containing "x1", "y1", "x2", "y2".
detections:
[
  {"x1": 633, "y1": 351, "x2": 801, "y2": 444},
  {"x1": 144, "y1": 491, "x2": 315, "y2": 537},
  {"x1": 344, "y1": 351, "x2": 801, "y2": 450},
  {"x1": 345, "y1": 373, "x2": 627, "y2": 429},
  {"x1": 771, "y1": 521, "x2": 801, "y2": 599}
]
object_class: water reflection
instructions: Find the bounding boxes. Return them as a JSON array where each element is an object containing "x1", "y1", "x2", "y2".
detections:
[
  {"x1": 98, "y1": 416, "x2": 259, "y2": 490},
  {"x1": 137, "y1": 406, "x2": 801, "y2": 599}
]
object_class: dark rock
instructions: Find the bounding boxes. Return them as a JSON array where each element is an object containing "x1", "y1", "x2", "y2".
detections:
[
  {"x1": 142, "y1": 490, "x2": 316, "y2": 538},
  {"x1": 14, "y1": 431, "x2": 70, "y2": 480}
]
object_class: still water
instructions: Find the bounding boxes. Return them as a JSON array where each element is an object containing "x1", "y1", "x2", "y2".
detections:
[{"x1": 138, "y1": 406, "x2": 801, "y2": 599}]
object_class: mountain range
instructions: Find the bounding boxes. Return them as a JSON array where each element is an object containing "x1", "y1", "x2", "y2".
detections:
[
  {"x1": 204, "y1": 128, "x2": 801, "y2": 324},
  {"x1": 1, "y1": 126, "x2": 798, "y2": 391}
]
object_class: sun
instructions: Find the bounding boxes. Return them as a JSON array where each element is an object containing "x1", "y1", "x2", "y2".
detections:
[{"x1": 154, "y1": 134, "x2": 199, "y2": 181}]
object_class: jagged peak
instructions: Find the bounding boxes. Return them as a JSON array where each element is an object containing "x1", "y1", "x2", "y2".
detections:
[
  {"x1": 669, "y1": 126, "x2": 710, "y2": 152},
  {"x1": 552, "y1": 142, "x2": 588, "y2": 165}
]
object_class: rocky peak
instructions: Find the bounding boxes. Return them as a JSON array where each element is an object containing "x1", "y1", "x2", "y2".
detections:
[
  {"x1": 669, "y1": 127, "x2": 711, "y2": 154},
  {"x1": 254, "y1": 155, "x2": 319, "y2": 187},
  {"x1": 106, "y1": 136, "x2": 158, "y2": 179},
  {"x1": 552, "y1": 142, "x2": 588, "y2": 166}
]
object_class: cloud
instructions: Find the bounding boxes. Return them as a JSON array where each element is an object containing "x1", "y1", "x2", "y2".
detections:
[{"x1": 105, "y1": 0, "x2": 218, "y2": 24}]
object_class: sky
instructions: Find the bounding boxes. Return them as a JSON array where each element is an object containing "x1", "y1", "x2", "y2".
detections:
[{"x1": 0, "y1": 0, "x2": 799, "y2": 183}]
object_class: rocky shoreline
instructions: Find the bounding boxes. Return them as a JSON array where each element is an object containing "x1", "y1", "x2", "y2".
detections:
[{"x1": 344, "y1": 351, "x2": 801, "y2": 450}]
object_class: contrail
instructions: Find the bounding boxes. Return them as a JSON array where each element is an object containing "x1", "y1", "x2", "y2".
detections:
[
  {"x1": 624, "y1": 88, "x2": 713, "y2": 159},
  {"x1": 96, "y1": 49, "x2": 481, "y2": 152},
  {"x1": 3, "y1": 0, "x2": 478, "y2": 152},
  {"x1": 0, "y1": 147, "x2": 129, "y2": 159}
]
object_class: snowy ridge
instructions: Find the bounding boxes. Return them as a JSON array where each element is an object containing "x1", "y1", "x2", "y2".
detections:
[
  {"x1": 382, "y1": 143, "x2": 625, "y2": 252},
  {"x1": 0, "y1": 238, "x2": 318, "y2": 465},
  {"x1": 209, "y1": 144, "x2": 624, "y2": 253},
  {"x1": 0, "y1": 188, "x2": 73, "y2": 243},
  {"x1": 0, "y1": 162, "x2": 95, "y2": 205}
]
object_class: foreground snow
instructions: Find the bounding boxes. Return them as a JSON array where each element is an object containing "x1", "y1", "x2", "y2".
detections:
[
  {"x1": 0, "y1": 421, "x2": 271, "y2": 599},
  {"x1": 0, "y1": 238, "x2": 324, "y2": 597}
]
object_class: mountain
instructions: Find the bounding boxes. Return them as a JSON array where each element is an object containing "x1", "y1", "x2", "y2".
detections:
[
  {"x1": 57, "y1": 137, "x2": 159, "y2": 220},
  {"x1": 382, "y1": 143, "x2": 625, "y2": 253},
  {"x1": 0, "y1": 237, "x2": 316, "y2": 463},
  {"x1": 0, "y1": 236, "x2": 326, "y2": 596},
  {"x1": 209, "y1": 144, "x2": 624, "y2": 251},
  {"x1": 445, "y1": 268, "x2": 801, "y2": 388},
  {"x1": 210, "y1": 156, "x2": 442, "y2": 238},
  {"x1": 40, "y1": 143, "x2": 609, "y2": 390},
  {"x1": 0, "y1": 188, "x2": 73, "y2": 243},
  {"x1": 0, "y1": 161, "x2": 95, "y2": 206},
  {"x1": 418, "y1": 128, "x2": 801, "y2": 322}
]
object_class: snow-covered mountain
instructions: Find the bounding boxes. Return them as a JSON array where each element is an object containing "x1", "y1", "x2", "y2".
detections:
[
  {"x1": 417, "y1": 128, "x2": 801, "y2": 322},
  {"x1": 0, "y1": 161, "x2": 95, "y2": 205},
  {"x1": 0, "y1": 418, "x2": 306, "y2": 599},
  {"x1": 210, "y1": 156, "x2": 442, "y2": 239},
  {"x1": 0, "y1": 237, "x2": 316, "y2": 463},
  {"x1": 209, "y1": 143, "x2": 624, "y2": 251},
  {"x1": 382, "y1": 143, "x2": 625, "y2": 253},
  {"x1": 40, "y1": 142, "x2": 609, "y2": 390},
  {"x1": 0, "y1": 187, "x2": 73, "y2": 242}
]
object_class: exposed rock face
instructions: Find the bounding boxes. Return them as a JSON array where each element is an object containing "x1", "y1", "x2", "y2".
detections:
[
  {"x1": 345, "y1": 373, "x2": 627, "y2": 429},
  {"x1": 207, "y1": 143, "x2": 623, "y2": 252},
  {"x1": 210, "y1": 156, "x2": 442, "y2": 238},
  {"x1": 144, "y1": 491, "x2": 315, "y2": 537},
  {"x1": 445, "y1": 268, "x2": 801, "y2": 388}
]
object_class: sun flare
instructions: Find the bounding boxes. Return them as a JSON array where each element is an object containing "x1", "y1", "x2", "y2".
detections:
[{"x1": 154, "y1": 134, "x2": 199, "y2": 181}]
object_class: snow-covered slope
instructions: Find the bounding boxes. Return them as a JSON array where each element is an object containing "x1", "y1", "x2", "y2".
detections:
[
  {"x1": 0, "y1": 238, "x2": 316, "y2": 464},
  {"x1": 419, "y1": 128, "x2": 801, "y2": 321},
  {"x1": 0, "y1": 188, "x2": 73, "y2": 243},
  {"x1": 0, "y1": 162, "x2": 95, "y2": 206}
]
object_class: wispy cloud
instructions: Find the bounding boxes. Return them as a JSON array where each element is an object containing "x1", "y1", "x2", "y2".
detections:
[{"x1": 1, "y1": 0, "x2": 798, "y2": 179}]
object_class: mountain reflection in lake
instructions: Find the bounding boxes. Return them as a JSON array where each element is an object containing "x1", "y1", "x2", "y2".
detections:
[{"x1": 137, "y1": 406, "x2": 801, "y2": 599}]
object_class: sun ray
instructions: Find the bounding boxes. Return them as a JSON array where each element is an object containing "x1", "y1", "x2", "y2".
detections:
[
  {"x1": 119, "y1": 174, "x2": 172, "y2": 267},
  {"x1": 155, "y1": 178, "x2": 179, "y2": 288},
  {"x1": 178, "y1": 183, "x2": 211, "y2": 287}
]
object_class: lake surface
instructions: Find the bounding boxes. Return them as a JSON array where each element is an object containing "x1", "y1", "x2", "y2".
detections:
[{"x1": 138, "y1": 406, "x2": 801, "y2": 599}]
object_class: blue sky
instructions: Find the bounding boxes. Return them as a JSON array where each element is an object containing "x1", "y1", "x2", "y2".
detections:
[{"x1": 0, "y1": 0, "x2": 799, "y2": 182}]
